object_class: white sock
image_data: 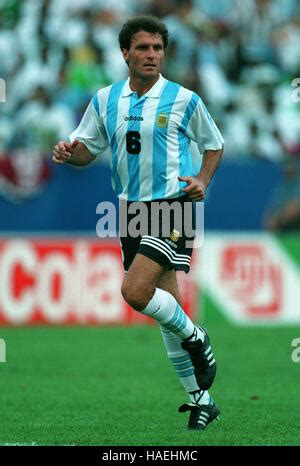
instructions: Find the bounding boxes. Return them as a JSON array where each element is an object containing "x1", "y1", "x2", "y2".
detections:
[
  {"x1": 160, "y1": 326, "x2": 210, "y2": 405},
  {"x1": 141, "y1": 288, "x2": 197, "y2": 340},
  {"x1": 160, "y1": 326, "x2": 199, "y2": 391}
]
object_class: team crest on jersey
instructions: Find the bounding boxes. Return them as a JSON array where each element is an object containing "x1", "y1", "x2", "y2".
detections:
[
  {"x1": 156, "y1": 113, "x2": 169, "y2": 128},
  {"x1": 170, "y1": 229, "x2": 180, "y2": 242}
]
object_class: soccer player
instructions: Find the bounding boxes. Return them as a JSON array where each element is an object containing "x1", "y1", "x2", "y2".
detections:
[{"x1": 52, "y1": 16, "x2": 224, "y2": 431}]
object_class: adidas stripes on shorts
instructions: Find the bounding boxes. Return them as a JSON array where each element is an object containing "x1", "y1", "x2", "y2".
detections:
[{"x1": 119, "y1": 194, "x2": 195, "y2": 273}]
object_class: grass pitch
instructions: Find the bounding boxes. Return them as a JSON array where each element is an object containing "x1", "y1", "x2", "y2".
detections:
[{"x1": 0, "y1": 296, "x2": 299, "y2": 446}]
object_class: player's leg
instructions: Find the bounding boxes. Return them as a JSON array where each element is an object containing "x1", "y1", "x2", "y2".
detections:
[
  {"x1": 121, "y1": 253, "x2": 216, "y2": 391},
  {"x1": 157, "y1": 269, "x2": 210, "y2": 403},
  {"x1": 120, "y1": 243, "x2": 219, "y2": 429},
  {"x1": 119, "y1": 237, "x2": 200, "y2": 417},
  {"x1": 121, "y1": 253, "x2": 199, "y2": 340},
  {"x1": 157, "y1": 269, "x2": 220, "y2": 430}
]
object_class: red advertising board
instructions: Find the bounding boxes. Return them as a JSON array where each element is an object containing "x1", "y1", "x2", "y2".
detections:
[
  {"x1": 199, "y1": 234, "x2": 300, "y2": 324},
  {"x1": 220, "y1": 244, "x2": 282, "y2": 316},
  {"x1": 0, "y1": 238, "x2": 197, "y2": 325}
]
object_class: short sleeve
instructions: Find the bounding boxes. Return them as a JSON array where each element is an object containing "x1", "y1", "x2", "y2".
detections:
[
  {"x1": 184, "y1": 94, "x2": 224, "y2": 154},
  {"x1": 69, "y1": 98, "x2": 109, "y2": 157}
]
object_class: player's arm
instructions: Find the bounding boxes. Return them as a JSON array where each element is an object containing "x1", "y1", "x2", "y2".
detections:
[
  {"x1": 196, "y1": 147, "x2": 223, "y2": 187},
  {"x1": 178, "y1": 94, "x2": 224, "y2": 201},
  {"x1": 52, "y1": 95, "x2": 109, "y2": 167},
  {"x1": 178, "y1": 147, "x2": 223, "y2": 201},
  {"x1": 52, "y1": 140, "x2": 95, "y2": 166}
]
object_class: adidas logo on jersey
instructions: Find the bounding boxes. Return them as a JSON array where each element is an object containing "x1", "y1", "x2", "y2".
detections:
[{"x1": 124, "y1": 116, "x2": 144, "y2": 121}]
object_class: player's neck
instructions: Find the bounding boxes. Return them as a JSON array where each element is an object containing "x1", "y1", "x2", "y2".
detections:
[{"x1": 129, "y1": 75, "x2": 159, "y2": 98}]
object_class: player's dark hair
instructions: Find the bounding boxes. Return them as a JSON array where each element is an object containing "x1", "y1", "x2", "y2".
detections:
[{"x1": 118, "y1": 16, "x2": 169, "y2": 51}]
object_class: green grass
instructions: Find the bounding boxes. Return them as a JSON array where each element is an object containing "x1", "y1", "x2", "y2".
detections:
[
  {"x1": 276, "y1": 233, "x2": 300, "y2": 264},
  {"x1": 0, "y1": 297, "x2": 300, "y2": 446}
]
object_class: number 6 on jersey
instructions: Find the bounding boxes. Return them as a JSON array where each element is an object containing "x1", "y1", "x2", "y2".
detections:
[{"x1": 126, "y1": 131, "x2": 141, "y2": 155}]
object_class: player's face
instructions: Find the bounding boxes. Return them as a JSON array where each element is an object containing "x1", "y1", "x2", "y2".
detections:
[{"x1": 122, "y1": 31, "x2": 164, "y2": 81}]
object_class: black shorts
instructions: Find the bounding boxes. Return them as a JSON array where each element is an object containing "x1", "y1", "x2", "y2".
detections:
[{"x1": 119, "y1": 194, "x2": 195, "y2": 273}]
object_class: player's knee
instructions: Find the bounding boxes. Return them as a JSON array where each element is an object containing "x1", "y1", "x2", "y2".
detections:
[{"x1": 121, "y1": 281, "x2": 153, "y2": 311}]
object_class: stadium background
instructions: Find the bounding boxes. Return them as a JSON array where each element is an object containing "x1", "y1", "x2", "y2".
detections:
[{"x1": 0, "y1": 0, "x2": 299, "y2": 446}]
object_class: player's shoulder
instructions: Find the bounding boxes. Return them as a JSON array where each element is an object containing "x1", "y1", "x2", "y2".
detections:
[
  {"x1": 165, "y1": 79, "x2": 201, "y2": 104},
  {"x1": 165, "y1": 79, "x2": 200, "y2": 100},
  {"x1": 92, "y1": 80, "x2": 127, "y2": 114},
  {"x1": 96, "y1": 79, "x2": 127, "y2": 98}
]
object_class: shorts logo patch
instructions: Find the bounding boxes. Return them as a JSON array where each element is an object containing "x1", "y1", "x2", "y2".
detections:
[
  {"x1": 156, "y1": 113, "x2": 169, "y2": 128},
  {"x1": 170, "y1": 229, "x2": 180, "y2": 242}
]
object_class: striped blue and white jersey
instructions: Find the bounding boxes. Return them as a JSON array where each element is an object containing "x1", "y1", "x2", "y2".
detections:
[{"x1": 70, "y1": 74, "x2": 224, "y2": 201}]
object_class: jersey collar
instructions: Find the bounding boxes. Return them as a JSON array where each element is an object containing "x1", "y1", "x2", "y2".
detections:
[{"x1": 122, "y1": 74, "x2": 166, "y2": 98}]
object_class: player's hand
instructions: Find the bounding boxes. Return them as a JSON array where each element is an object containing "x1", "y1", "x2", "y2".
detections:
[
  {"x1": 52, "y1": 140, "x2": 80, "y2": 164},
  {"x1": 178, "y1": 176, "x2": 206, "y2": 201}
]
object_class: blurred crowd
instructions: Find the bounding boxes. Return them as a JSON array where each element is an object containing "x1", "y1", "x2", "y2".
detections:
[{"x1": 0, "y1": 0, "x2": 299, "y2": 221}]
